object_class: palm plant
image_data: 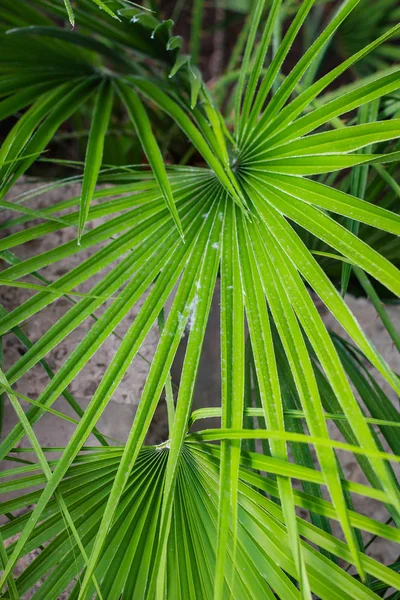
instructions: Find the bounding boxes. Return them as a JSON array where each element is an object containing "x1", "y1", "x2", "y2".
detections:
[
  {"x1": 333, "y1": 0, "x2": 400, "y2": 73},
  {"x1": 0, "y1": 0, "x2": 400, "y2": 598}
]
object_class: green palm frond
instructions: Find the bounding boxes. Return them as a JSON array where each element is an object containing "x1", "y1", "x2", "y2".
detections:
[
  {"x1": 1, "y1": 0, "x2": 400, "y2": 597},
  {"x1": 334, "y1": 0, "x2": 400, "y2": 73},
  {"x1": 1, "y1": 438, "x2": 400, "y2": 599}
]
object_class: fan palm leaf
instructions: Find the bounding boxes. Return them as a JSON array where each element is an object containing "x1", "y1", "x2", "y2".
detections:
[{"x1": 0, "y1": 0, "x2": 400, "y2": 597}]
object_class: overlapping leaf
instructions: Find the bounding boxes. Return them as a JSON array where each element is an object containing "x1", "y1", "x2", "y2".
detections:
[{"x1": 1, "y1": 0, "x2": 400, "y2": 598}]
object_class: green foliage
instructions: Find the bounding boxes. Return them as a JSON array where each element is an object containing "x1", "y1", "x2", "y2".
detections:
[
  {"x1": 334, "y1": 0, "x2": 400, "y2": 73},
  {"x1": 0, "y1": 0, "x2": 400, "y2": 598}
]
